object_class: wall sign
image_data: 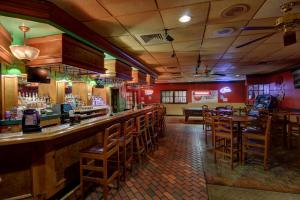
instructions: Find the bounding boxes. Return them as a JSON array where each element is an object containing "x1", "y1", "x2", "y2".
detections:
[
  {"x1": 220, "y1": 86, "x2": 232, "y2": 94},
  {"x1": 192, "y1": 90, "x2": 218, "y2": 103}
]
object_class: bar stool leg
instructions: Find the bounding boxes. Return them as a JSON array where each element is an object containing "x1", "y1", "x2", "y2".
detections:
[
  {"x1": 103, "y1": 159, "x2": 108, "y2": 200},
  {"x1": 80, "y1": 157, "x2": 84, "y2": 200}
]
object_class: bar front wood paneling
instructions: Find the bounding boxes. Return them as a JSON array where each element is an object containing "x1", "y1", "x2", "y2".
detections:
[{"x1": 0, "y1": 106, "x2": 156, "y2": 199}]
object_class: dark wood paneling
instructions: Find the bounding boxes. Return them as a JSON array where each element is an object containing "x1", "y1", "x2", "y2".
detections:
[
  {"x1": 27, "y1": 34, "x2": 105, "y2": 73},
  {"x1": 0, "y1": 0, "x2": 157, "y2": 77}
]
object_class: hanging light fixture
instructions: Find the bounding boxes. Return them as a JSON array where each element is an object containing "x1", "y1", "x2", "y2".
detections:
[{"x1": 9, "y1": 25, "x2": 40, "y2": 61}]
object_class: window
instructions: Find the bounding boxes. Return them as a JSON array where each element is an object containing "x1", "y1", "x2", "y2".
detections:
[{"x1": 161, "y1": 90, "x2": 187, "y2": 104}]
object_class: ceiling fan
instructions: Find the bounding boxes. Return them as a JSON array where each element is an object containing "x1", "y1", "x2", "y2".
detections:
[
  {"x1": 236, "y1": 1, "x2": 300, "y2": 48},
  {"x1": 193, "y1": 54, "x2": 226, "y2": 77}
]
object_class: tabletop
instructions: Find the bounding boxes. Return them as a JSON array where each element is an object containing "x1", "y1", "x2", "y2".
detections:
[{"x1": 231, "y1": 115, "x2": 256, "y2": 122}]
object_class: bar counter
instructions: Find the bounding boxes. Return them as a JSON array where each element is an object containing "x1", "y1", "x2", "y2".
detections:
[{"x1": 0, "y1": 106, "x2": 155, "y2": 199}]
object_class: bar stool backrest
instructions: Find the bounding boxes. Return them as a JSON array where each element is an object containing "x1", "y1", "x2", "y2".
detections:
[
  {"x1": 153, "y1": 110, "x2": 159, "y2": 125},
  {"x1": 104, "y1": 123, "x2": 120, "y2": 153},
  {"x1": 136, "y1": 115, "x2": 147, "y2": 132},
  {"x1": 124, "y1": 118, "x2": 135, "y2": 138},
  {"x1": 146, "y1": 112, "x2": 153, "y2": 127}
]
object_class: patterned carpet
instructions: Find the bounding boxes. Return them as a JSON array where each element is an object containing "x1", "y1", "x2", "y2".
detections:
[{"x1": 82, "y1": 116, "x2": 208, "y2": 200}]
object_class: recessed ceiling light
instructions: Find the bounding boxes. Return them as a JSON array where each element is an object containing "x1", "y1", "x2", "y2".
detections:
[
  {"x1": 179, "y1": 15, "x2": 191, "y2": 23},
  {"x1": 235, "y1": 74, "x2": 240, "y2": 77}
]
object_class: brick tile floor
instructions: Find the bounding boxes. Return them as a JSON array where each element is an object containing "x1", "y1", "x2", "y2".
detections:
[{"x1": 84, "y1": 116, "x2": 208, "y2": 200}]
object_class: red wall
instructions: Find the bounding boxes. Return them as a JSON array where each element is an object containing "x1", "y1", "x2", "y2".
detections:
[
  {"x1": 143, "y1": 81, "x2": 246, "y2": 104},
  {"x1": 247, "y1": 71, "x2": 300, "y2": 109}
]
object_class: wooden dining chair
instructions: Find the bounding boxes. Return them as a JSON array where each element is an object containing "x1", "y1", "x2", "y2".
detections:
[
  {"x1": 204, "y1": 111, "x2": 214, "y2": 145},
  {"x1": 287, "y1": 114, "x2": 300, "y2": 149},
  {"x1": 202, "y1": 104, "x2": 209, "y2": 110},
  {"x1": 242, "y1": 116, "x2": 272, "y2": 170},
  {"x1": 225, "y1": 105, "x2": 233, "y2": 110},
  {"x1": 213, "y1": 116, "x2": 239, "y2": 169},
  {"x1": 80, "y1": 123, "x2": 121, "y2": 200}
]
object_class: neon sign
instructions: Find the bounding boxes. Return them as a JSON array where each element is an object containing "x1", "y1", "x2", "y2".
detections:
[
  {"x1": 144, "y1": 89, "x2": 154, "y2": 96},
  {"x1": 193, "y1": 91, "x2": 211, "y2": 96},
  {"x1": 220, "y1": 87, "x2": 232, "y2": 94}
]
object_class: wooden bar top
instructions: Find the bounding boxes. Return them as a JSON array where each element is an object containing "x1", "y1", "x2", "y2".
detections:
[{"x1": 0, "y1": 106, "x2": 154, "y2": 146}]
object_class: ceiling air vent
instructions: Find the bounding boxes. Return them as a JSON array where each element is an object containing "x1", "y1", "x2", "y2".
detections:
[
  {"x1": 137, "y1": 32, "x2": 170, "y2": 45},
  {"x1": 221, "y1": 4, "x2": 250, "y2": 18}
]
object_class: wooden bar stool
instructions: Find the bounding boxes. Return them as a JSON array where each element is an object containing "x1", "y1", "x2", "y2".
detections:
[
  {"x1": 132, "y1": 115, "x2": 146, "y2": 166},
  {"x1": 158, "y1": 107, "x2": 166, "y2": 137},
  {"x1": 146, "y1": 112, "x2": 158, "y2": 150},
  {"x1": 153, "y1": 109, "x2": 160, "y2": 140},
  {"x1": 142, "y1": 113, "x2": 153, "y2": 152},
  {"x1": 119, "y1": 118, "x2": 134, "y2": 181},
  {"x1": 80, "y1": 123, "x2": 121, "y2": 200}
]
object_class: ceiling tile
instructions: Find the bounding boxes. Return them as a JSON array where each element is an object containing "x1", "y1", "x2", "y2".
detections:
[
  {"x1": 106, "y1": 35, "x2": 141, "y2": 47},
  {"x1": 227, "y1": 33, "x2": 268, "y2": 53},
  {"x1": 144, "y1": 43, "x2": 173, "y2": 52},
  {"x1": 116, "y1": 11, "x2": 164, "y2": 34},
  {"x1": 241, "y1": 43, "x2": 283, "y2": 62},
  {"x1": 155, "y1": 67, "x2": 166, "y2": 73},
  {"x1": 173, "y1": 40, "x2": 201, "y2": 51},
  {"x1": 202, "y1": 37, "x2": 236, "y2": 49},
  {"x1": 50, "y1": 0, "x2": 111, "y2": 21},
  {"x1": 160, "y1": 2, "x2": 209, "y2": 29},
  {"x1": 169, "y1": 24, "x2": 205, "y2": 42},
  {"x1": 99, "y1": 0, "x2": 157, "y2": 16},
  {"x1": 83, "y1": 17, "x2": 128, "y2": 37},
  {"x1": 150, "y1": 52, "x2": 174, "y2": 60},
  {"x1": 158, "y1": 58, "x2": 179, "y2": 65},
  {"x1": 264, "y1": 43, "x2": 300, "y2": 61},
  {"x1": 208, "y1": 0, "x2": 265, "y2": 24},
  {"x1": 157, "y1": 0, "x2": 209, "y2": 9},
  {"x1": 205, "y1": 21, "x2": 247, "y2": 39}
]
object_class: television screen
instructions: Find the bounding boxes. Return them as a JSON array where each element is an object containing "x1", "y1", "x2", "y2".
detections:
[
  {"x1": 292, "y1": 69, "x2": 300, "y2": 88},
  {"x1": 95, "y1": 78, "x2": 105, "y2": 88},
  {"x1": 27, "y1": 67, "x2": 50, "y2": 83}
]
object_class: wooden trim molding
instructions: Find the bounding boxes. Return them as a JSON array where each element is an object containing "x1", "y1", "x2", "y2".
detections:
[{"x1": 0, "y1": 0, "x2": 157, "y2": 77}]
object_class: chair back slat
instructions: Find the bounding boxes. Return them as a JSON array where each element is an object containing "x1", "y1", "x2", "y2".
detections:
[
  {"x1": 104, "y1": 123, "x2": 120, "y2": 152},
  {"x1": 124, "y1": 118, "x2": 135, "y2": 137},
  {"x1": 136, "y1": 115, "x2": 147, "y2": 131},
  {"x1": 146, "y1": 112, "x2": 153, "y2": 127},
  {"x1": 213, "y1": 117, "x2": 233, "y2": 136}
]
